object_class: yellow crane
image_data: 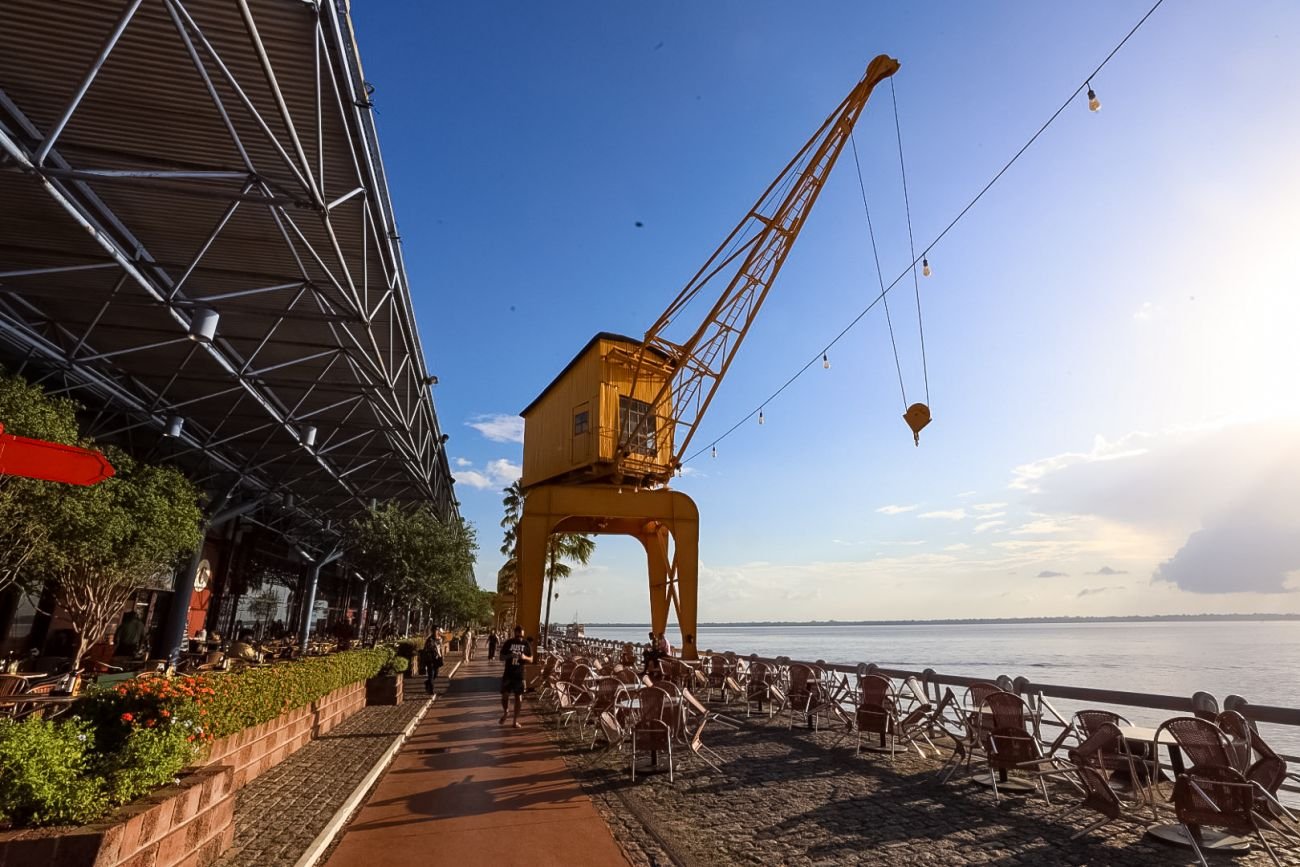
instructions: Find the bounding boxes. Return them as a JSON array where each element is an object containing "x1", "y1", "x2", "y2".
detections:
[{"x1": 513, "y1": 55, "x2": 914, "y2": 658}]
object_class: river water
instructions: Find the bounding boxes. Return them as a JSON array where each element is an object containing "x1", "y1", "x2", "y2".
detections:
[{"x1": 586, "y1": 620, "x2": 1300, "y2": 756}]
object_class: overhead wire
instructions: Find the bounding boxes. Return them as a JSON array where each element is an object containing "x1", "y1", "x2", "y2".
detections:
[
  {"x1": 850, "y1": 132, "x2": 907, "y2": 409},
  {"x1": 685, "y1": 0, "x2": 1168, "y2": 466},
  {"x1": 890, "y1": 77, "x2": 929, "y2": 404}
]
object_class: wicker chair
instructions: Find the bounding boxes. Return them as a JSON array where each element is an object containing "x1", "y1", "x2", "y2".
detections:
[
  {"x1": 1058, "y1": 721, "x2": 1141, "y2": 839},
  {"x1": 746, "y1": 661, "x2": 779, "y2": 718},
  {"x1": 854, "y1": 673, "x2": 898, "y2": 757},
  {"x1": 631, "y1": 686, "x2": 678, "y2": 782},
  {"x1": 1172, "y1": 764, "x2": 1285, "y2": 867},
  {"x1": 785, "y1": 663, "x2": 827, "y2": 731},
  {"x1": 1215, "y1": 711, "x2": 1300, "y2": 843},
  {"x1": 977, "y1": 691, "x2": 1055, "y2": 803}
]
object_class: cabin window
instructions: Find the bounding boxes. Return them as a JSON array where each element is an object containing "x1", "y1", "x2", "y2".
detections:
[
  {"x1": 573, "y1": 410, "x2": 589, "y2": 435},
  {"x1": 618, "y1": 396, "x2": 656, "y2": 457}
]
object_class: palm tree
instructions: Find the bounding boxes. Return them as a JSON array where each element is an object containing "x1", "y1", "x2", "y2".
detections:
[
  {"x1": 541, "y1": 532, "x2": 595, "y2": 646},
  {"x1": 497, "y1": 480, "x2": 596, "y2": 644}
]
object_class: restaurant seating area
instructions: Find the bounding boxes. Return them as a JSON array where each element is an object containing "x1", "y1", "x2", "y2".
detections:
[{"x1": 532, "y1": 637, "x2": 1300, "y2": 866}]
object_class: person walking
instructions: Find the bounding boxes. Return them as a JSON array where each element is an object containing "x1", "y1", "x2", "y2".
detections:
[
  {"x1": 487, "y1": 630, "x2": 499, "y2": 661},
  {"x1": 420, "y1": 631, "x2": 443, "y2": 694},
  {"x1": 498, "y1": 625, "x2": 533, "y2": 727}
]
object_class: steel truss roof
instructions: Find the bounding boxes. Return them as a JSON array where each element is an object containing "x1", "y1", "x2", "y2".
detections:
[{"x1": 0, "y1": 0, "x2": 457, "y2": 535}]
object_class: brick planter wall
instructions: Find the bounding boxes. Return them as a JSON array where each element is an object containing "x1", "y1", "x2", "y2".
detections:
[
  {"x1": 203, "y1": 680, "x2": 367, "y2": 789},
  {"x1": 365, "y1": 673, "x2": 403, "y2": 706},
  {"x1": 0, "y1": 765, "x2": 234, "y2": 867}
]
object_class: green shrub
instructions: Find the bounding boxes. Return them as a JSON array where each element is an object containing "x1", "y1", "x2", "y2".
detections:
[
  {"x1": 380, "y1": 654, "x2": 409, "y2": 675},
  {"x1": 0, "y1": 717, "x2": 106, "y2": 827},
  {"x1": 394, "y1": 640, "x2": 418, "y2": 659},
  {"x1": 0, "y1": 648, "x2": 396, "y2": 829},
  {"x1": 95, "y1": 725, "x2": 197, "y2": 807}
]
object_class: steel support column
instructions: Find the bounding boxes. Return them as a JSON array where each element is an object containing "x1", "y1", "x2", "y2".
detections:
[{"x1": 297, "y1": 547, "x2": 342, "y2": 649}]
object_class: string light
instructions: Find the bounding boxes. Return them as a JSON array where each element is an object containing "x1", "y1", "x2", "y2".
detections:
[
  {"x1": 1087, "y1": 83, "x2": 1101, "y2": 112},
  {"x1": 822, "y1": 353, "x2": 830, "y2": 369},
  {"x1": 758, "y1": 408, "x2": 765, "y2": 425},
  {"x1": 921, "y1": 257, "x2": 932, "y2": 278},
  {"x1": 711, "y1": 445, "x2": 717, "y2": 459}
]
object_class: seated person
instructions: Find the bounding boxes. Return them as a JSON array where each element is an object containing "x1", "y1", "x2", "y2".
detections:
[{"x1": 229, "y1": 630, "x2": 259, "y2": 663}]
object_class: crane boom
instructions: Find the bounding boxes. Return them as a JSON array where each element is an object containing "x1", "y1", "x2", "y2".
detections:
[{"x1": 613, "y1": 55, "x2": 900, "y2": 484}]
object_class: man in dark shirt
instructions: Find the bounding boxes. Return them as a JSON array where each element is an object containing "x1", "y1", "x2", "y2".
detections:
[{"x1": 498, "y1": 624, "x2": 533, "y2": 727}]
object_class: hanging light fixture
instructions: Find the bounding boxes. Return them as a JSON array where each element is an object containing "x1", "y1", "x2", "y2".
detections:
[
  {"x1": 711, "y1": 445, "x2": 717, "y2": 459},
  {"x1": 164, "y1": 415, "x2": 184, "y2": 438},
  {"x1": 1087, "y1": 82, "x2": 1101, "y2": 112},
  {"x1": 758, "y1": 408, "x2": 765, "y2": 425},
  {"x1": 188, "y1": 308, "x2": 219, "y2": 343},
  {"x1": 822, "y1": 353, "x2": 830, "y2": 370},
  {"x1": 300, "y1": 425, "x2": 317, "y2": 448},
  {"x1": 922, "y1": 258, "x2": 932, "y2": 278}
]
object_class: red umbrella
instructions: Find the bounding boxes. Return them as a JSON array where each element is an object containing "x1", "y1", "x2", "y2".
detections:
[{"x1": 0, "y1": 423, "x2": 115, "y2": 486}]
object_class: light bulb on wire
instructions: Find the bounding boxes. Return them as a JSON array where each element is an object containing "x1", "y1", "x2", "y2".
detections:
[
  {"x1": 922, "y1": 258, "x2": 932, "y2": 278},
  {"x1": 758, "y1": 408, "x2": 765, "y2": 425},
  {"x1": 822, "y1": 353, "x2": 830, "y2": 370},
  {"x1": 711, "y1": 445, "x2": 717, "y2": 459},
  {"x1": 1087, "y1": 84, "x2": 1101, "y2": 112}
]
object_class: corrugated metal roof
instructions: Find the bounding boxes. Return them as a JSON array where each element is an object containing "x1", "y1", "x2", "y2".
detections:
[{"x1": 0, "y1": 0, "x2": 456, "y2": 539}]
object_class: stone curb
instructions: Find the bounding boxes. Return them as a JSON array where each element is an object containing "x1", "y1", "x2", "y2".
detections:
[{"x1": 290, "y1": 694, "x2": 435, "y2": 867}]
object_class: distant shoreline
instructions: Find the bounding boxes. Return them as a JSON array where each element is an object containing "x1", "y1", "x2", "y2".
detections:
[{"x1": 583, "y1": 613, "x2": 1300, "y2": 628}]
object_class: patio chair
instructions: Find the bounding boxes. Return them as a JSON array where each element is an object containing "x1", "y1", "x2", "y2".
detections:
[
  {"x1": 1215, "y1": 711, "x2": 1300, "y2": 843},
  {"x1": 1191, "y1": 691, "x2": 1220, "y2": 722},
  {"x1": 1058, "y1": 721, "x2": 1143, "y2": 839},
  {"x1": 0, "y1": 674, "x2": 26, "y2": 698},
  {"x1": 977, "y1": 691, "x2": 1056, "y2": 803},
  {"x1": 612, "y1": 667, "x2": 641, "y2": 686},
  {"x1": 586, "y1": 709, "x2": 629, "y2": 766},
  {"x1": 631, "y1": 686, "x2": 678, "y2": 782},
  {"x1": 745, "y1": 661, "x2": 780, "y2": 718},
  {"x1": 785, "y1": 663, "x2": 828, "y2": 731},
  {"x1": 706, "y1": 654, "x2": 732, "y2": 702},
  {"x1": 854, "y1": 673, "x2": 899, "y2": 757},
  {"x1": 1172, "y1": 763, "x2": 1286, "y2": 866}
]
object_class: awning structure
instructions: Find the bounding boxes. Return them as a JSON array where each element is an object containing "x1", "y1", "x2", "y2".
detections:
[{"x1": 0, "y1": 0, "x2": 456, "y2": 540}]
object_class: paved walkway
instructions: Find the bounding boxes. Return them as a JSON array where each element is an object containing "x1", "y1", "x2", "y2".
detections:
[
  {"x1": 325, "y1": 656, "x2": 630, "y2": 867},
  {"x1": 211, "y1": 688, "x2": 430, "y2": 867}
]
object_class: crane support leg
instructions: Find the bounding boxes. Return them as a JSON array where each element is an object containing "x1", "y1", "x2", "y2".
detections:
[{"x1": 516, "y1": 484, "x2": 701, "y2": 659}]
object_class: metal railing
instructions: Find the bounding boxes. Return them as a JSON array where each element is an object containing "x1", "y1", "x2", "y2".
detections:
[{"x1": 564, "y1": 636, "x2": 1300, "y2": 794}]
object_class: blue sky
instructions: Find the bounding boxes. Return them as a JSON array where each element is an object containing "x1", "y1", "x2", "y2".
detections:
[{"x1": 351, "y1": 1, "x2": 1300, "y2": 621}]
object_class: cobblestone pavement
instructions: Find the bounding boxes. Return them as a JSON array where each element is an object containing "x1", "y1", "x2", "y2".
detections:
[
  {"x1": 549, "y1": 702, "x2": 1300, "y2": 867},
  {"x1": 211, "y1": 686, "x2": 431, "y2": 867}
]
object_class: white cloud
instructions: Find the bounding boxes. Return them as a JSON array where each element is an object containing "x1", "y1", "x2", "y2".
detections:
[
  {"x1": 1036, "y1": 570, "x2": 1069, "y2": 578},
  {"x1": 453, "y1": 457, "x2": 472, "y2": 467},
  {"x1": 876, "y1": 504, "x2": 918, "y2": 515},
  {"x1": 955, "y1": 491, "x2": 977, "y2": 498},
  {"x1": 1133, "y1": 301, "x2": 1157, "y2": 321},
  {"x1": 452, "y1": 469, "x2": 494, "y2": 490},
  {"x1": 972, "y1": 502, "x2": 1008, "y2": 512},
  {"x1": 1088, "y1": 565, "x2": 1129, "y2": 576},
  {"x1": 485, "y1": 458, "x2": 522, "y2": 484},
  {"x1": 466, "y1": 413, "x2": 524, "y2": 443},
  {"x1": 943, "y1": 543, "x2": 971, "y2": 552},
  {"x1": 453, "y1": 457, "x2": 522, "y2": 492},
  {"x1": 919, "y1": 509, "x2": 967, "y2": 520},
  {"x1": 973, "y1": 520, "x2": 1005, "y2": 534},
  {"x1": 1011, "y1": 421, "x2": 1300, "y2": 594}
]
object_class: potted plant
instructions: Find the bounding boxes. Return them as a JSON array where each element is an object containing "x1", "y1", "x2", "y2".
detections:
[{"x1": 366, "y1": 654, "x2": 407, "y2": 706}]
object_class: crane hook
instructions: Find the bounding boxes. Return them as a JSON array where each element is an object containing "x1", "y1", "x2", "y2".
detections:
[{"x1": 903, "y1": 402, "x2": 931, "y2": 446}]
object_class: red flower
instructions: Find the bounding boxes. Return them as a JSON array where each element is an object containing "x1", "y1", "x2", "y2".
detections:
[{"x1": 121, "y1": 712, "x2": 134, "y2": 722}]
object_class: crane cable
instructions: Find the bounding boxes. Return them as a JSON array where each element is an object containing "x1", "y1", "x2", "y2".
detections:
[
  {"x1": 891, "y1": 77, "x2": 930, "y2": 405},
  {"x1": 685, "y1": 0, "x2": 1167, "y2": 466},
  {"x1": 849, "y1": 132, "x2": 908, "y2": 410}
]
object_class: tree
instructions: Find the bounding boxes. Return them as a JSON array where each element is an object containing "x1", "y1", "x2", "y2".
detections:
[
  {"x1": 0, "y1": 371, "x2": 85, "y2": 595},
  {"x1": 346, "y1": 503, "x2": 478, "y2": 632},
  {"x1": 497, "y1": 480, "x2": 523, "y2": 596},
  {"x1": 39, "y1": 448, "x2": 203, "y2": 668}
]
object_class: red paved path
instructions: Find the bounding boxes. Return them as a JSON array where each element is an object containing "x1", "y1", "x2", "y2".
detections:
[{"x1": 325, "y1": 652, "x2": 629, "y2": 867}]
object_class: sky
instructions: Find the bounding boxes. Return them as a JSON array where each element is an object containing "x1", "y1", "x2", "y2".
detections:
[{"x1": 349, "y1": 1, "x2": 1300, "y2": 623}]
